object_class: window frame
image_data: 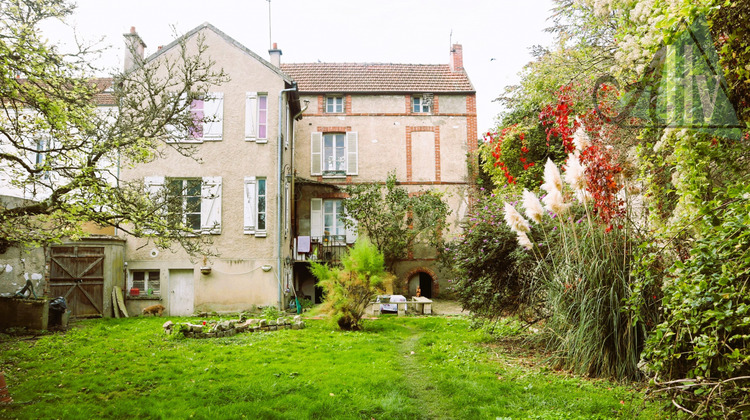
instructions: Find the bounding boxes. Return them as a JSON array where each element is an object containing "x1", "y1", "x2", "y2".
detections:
[
  {"x1": 167, "y1": 178, "x2": 202, "y2": 231},
  {"x1": 325, "y1": 96, "x2": 344, "y2": 113},
  {"x1": 323, "y1": 133, "x2": 347, "y2": 176},
  {"x1": 256, "y1": 178, "x2": 267, "y2": 235},
  {"x1": 412, "y1": 95, "x2": 431, "y2": 113},
  {"x1": 129, "y1": 269, "x2": 161, "y2": 296}
]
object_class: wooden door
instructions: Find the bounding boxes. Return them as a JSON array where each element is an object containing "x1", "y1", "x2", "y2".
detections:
[
  {"x1": 168, "y1": 269, "x2": 194, "y2": 316},
  {"x1": 49, "y1": 246, "x2": 105, "y2": 318}
]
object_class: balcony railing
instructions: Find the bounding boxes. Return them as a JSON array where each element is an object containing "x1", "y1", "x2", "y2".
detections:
[{"x1": 294, "y1": 235, "x2": 349, "y2": 262}]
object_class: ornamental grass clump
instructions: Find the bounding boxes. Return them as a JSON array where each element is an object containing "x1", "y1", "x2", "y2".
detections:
[
  {"x1": 503, "y1": 155, "x2": 645, "y2": 380},
  {"x1": 311, "y1": 238, "x2": 393, "y2": 331}
]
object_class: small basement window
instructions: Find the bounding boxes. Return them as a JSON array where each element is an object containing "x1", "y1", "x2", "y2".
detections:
[{"x1": 129, "y1": 270, "x2": 161, "y2": 297}]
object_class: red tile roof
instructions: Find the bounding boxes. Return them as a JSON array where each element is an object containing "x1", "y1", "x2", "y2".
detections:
[{"x1": 280, "y1": 63, "x2": 474, "y2": 93}]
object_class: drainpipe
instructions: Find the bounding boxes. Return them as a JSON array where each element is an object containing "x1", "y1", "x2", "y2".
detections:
[{"x1": 277, "y1": 84, "x2": 297, "y2": 310}]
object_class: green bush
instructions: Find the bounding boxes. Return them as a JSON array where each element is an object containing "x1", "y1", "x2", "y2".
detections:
[
  {"x1": 641, "y1": 186, "x2": 750, "y2": 418},
  {"x1": 311, "y1": 239, "x2": 393, "y2": 331}
]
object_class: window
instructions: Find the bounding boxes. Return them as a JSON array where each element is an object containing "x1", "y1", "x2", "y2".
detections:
[
  {"x1": 189, "y1": 92, "x2": 223, "y2": 141},
  {"x1": 323, "y1": 199, "x2": 346, "y2": 238},
  {"x1": 130, "y1": 270, "x2": 161, "y2": 296},
  {"x1": 412, "y1": 95, "x2": 431, "y2": 113},
  {"x1": 310, "y1": 132, "x2": 358, "y2": 176},
  {"x1": 325, "y1": 96, "x2": 344, "y2": 113},
  {"x1": 257, "y1": 178, "x2": 267, "y2": 231},
  {"x1": 310, "y1": 198, "x2": 357, "y2": 244},
  {"x1": 245, "y1": 92, "x2": 268, "y2": 142},
  {"x1": 324, "y1": 133, "x2": 346, "y2": 174},
  {"x1": 144, "y1": 176, "x2": 222, "y2": 235},
  {"x1": 167, "y1": 179, "x2": 202, "y2": 230},
  {"x1": 243, "y1": 177, "x2": 267, "y2": 236}
]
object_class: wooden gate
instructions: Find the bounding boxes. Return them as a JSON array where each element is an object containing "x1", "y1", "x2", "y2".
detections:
[{"x1": 49, "y1": 246, "x2": 105, "y2": 318}]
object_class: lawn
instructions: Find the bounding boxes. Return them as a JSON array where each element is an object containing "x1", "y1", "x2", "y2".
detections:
[{"x1": 0, "y1": 315, "x2": 667, "y2": 419}]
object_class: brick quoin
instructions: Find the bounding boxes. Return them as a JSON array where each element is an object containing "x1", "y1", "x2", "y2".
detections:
[
  {"x1": 433, "y1": 94, "x2": 440, "y2": 114},
  {"x1": 405, "y1": 94, "x2": 412, "y2": 114},
  {"x1": 317, "y1": 94, "x2": 324, "y2": 114},
  {"x1": 345, "y1": 94, "x2": 352, "y2": 115}
]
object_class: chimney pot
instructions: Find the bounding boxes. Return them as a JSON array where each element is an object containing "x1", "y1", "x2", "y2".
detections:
[
  {"x1": 269, "y1": 43, "x2": 282, "y2": 68},
  {"x1": 130, "y1": 26, "x2": 136, "y2": 34}
]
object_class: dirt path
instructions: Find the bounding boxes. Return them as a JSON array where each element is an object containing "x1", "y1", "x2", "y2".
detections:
[{"x1": 397, "y1": 325, "x2": 454, "y2": 420}]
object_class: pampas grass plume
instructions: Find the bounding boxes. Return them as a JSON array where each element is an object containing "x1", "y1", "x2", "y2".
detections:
[
  {"x1": 542, "y1": 158, "x2": 563, "y2": 194},
  {"x1": 522, "y1": 189, "x2": 544, "y2": 224},
  {"x1": 563, "y1": 153, "x2": 587, "y2": 192},
  {"x1": 503, "y1": 202, "x2": 530, "y2": 233},
  {"x1": 516, "y1": 231, "x2": 533, "y2": 250},
  {"x1": 542, "y1": 188, "x2": 570, "y2": 215}
]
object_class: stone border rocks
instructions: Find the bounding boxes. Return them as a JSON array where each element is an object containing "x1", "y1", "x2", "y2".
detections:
[{"x1": 163, "y1": 315, "x2": 305, "y2": 338}]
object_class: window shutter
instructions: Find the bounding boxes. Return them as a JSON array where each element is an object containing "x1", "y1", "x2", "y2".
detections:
[
  {"x1": 346, "y1": 132, "x2": 358, "y2": 175},
  {"x1": 245, "y1": 92, "x2": 257, "y2": 140},
  {"x1": 243, "y1": 177, "x2": 256, "y2": 234},
  {"x1": 201, "y1": 176, "x2": 222, "y2": 234},
  {"x1": 144, "y1": 176, "x2": 165, "y2": 201},
  {"x1": 203, "y1": 93, "x2": 223, "y2": 140},
  {"x1": 310, "y1": 198, "x2": 323, "y2": 238},
  {"x1": 345, "y1": 216, "x2": 357, "y2": 244},
  {"x1": 311, "y1": 132, "x2": 322, "y2": 176},
  {"x1": 144, "y1": 176, "x2": 165, "y2": 234}
]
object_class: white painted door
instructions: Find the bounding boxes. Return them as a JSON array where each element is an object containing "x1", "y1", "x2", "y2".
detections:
[{"x1": 168, "y1": 269, "x2": 194, "y2": 316}]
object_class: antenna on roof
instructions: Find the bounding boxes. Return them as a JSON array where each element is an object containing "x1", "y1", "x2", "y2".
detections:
[
  {"x1": 449, "y1": 29, "x2": 453, "y2": 49},
  {"x1": 267, "y1": 0, "x2": 272, "y2": 50}
]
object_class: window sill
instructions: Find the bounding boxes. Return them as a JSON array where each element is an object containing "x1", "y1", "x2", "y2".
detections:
[
  {"x1": 244, "y1": 230, "x2": 267, "y2": 238},
  {"x1": 126, "y1": 295, "x2": 162, "y2": 301}
]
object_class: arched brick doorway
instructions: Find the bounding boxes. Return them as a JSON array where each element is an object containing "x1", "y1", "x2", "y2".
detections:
[{"x1": 405, "y1": 267, "x2": 438, "y2": 298}]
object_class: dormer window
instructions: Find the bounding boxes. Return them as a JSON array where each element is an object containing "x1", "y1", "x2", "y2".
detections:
[
  {"x1": 412, "y1": 94, "x2": 432, "y2": 113},
  {"x1": 325, "y1": 96, "x2": 344, "y2": 113}
]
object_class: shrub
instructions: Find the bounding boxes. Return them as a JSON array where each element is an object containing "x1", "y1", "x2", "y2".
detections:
[
  {"x1": 311, "y1": 239, "x2": 393, "y2": 331},
  {"x1": 440, "y1": 192, "x2": 536, "y2": 321},
  {"x1": 640, "y1": 187, "x2": 750, "y2": 418}
]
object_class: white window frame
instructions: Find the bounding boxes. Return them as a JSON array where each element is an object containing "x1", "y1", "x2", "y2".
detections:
[
  {"x1": 310, "y1": 198, "x2": 357, "y2": 244},
  {"x1": 412, "y1": 95, "x2": 431, "y2": 113},
  {"x1": 167, "y1": 178, "x2": 202, "y2": 231},
  {"x1": 128, "y1": 270, "x2": 161, "y2": 296},
  {"x1": 245, "y1": 92, "x2": 269, "y2": 143},
  {"x1": 311, "y1": 132, "x2": 358, "y2": 177},
  {"x1": 187, "y1": 92, "x2": 223, "y2": 142},
  {"x1": 163, "y1": 176, "x2": 222, "y2": 235},
  {"x1": 325, "y1": 96, "x2": 344, "y2": 113},
  {"x1": 244, "y1": 176, "x2": 267, "y2": 237}
]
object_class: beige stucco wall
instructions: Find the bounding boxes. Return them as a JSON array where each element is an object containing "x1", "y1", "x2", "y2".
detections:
[
  {"x1": 119, "y1": 27, "x2": 295, "y2": 314},
  {"x1": 351, "y1": 94, "x2": 405, "y2": 114}
]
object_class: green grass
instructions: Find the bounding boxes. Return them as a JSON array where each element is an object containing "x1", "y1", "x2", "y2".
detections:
[{"x1": 0, "y1": 315, "x2": 667, "y2": 419}]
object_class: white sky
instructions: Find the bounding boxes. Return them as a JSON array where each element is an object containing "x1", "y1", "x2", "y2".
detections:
[{"x1": 42, "y1": 0, "x2": 555, "y2": 133}]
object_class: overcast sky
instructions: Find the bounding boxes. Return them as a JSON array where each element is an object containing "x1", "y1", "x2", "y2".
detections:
[{"x1": 42, "y1": 0, "x2": 556, "y2": 133}]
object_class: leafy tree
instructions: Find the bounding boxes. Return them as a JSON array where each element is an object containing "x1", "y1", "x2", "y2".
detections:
[
  {"x1": 0, "y1": 0, "x2": 228, "y2": 254},
  {"x1": 341, "y1": 172, "x2": 450, "y2": 271},
  {"x1": 311, "y1": 239, "x2": 393, "y2": 331}
]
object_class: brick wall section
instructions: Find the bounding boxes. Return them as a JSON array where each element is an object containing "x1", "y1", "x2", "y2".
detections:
[
  {"x1": 317, "y1": 94, "x2": 324, "y2": 114},
  {"x1": 345, "y1": 94, "x2": 352, "y2": 114},
  {"x1": 433, "y1": 94, "x2": 439, "y2": 114},
  {"x1": 405, "y1": 94, "x2": 412, "y2": 114},
  {"x1": 317, "y1": 126, "x2": 351, "y2": 132},
  {"x1": 405, "y1": 126, "x2": 440, "y2": 182},
  {"x1": 466, "y1": 94, "x2": 478, "y2": 155}
]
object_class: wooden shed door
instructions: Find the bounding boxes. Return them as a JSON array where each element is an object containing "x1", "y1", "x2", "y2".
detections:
[{"x1": 49, "y1": 246, "x2": 105, "y2": 318}]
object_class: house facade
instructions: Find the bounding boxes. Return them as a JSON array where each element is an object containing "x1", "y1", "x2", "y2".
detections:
[
  {"x1": 281, "y1": 45, "x2": 477, "y2": 302},
  {"x1": 117, "y1": 24, "x2": 301, "y2": 316}
]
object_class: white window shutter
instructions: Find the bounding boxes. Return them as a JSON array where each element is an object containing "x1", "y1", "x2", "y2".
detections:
[
  {"x1": 144, "y1": 176, "x2": 165, "y2": 200},
  {"x1": 346, "y1": 132, "x2": 358, "y2": 175},
  {"x1": 243, "y1": 177, "x2": 257, "y2": 234},
  {"x1": 311, "y1": 132, "x2": 322, "y2": 176},
  {"x1": 143, "y1": 176, "x2": 165, "y2": 234},
  {"x1": 203, "y1": 93, "x2": 223, "y2": 140},
  {"x1": 310, "y1": 198, "x2": 323, "y2": 238},
  {"x1": 245, "y1": 92, "x2": 257, "y2": 140},
  {"x1": 345, "y1": 216, "x2": 357, "y2": 244},
  {"x1": 201, "y1": 176, "x2": 222, "y2": 234}
]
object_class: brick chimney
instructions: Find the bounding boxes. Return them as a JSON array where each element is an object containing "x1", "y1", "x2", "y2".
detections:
[
  {"x1": 269, "y1": 42, "x2": 282, "y2": 67},
  {"x1": 450, "y1": 44, "x2": 463, "y2": 72},
  {"x1": 123, "y1": 26, "x2": 147, "y2": 71}
]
